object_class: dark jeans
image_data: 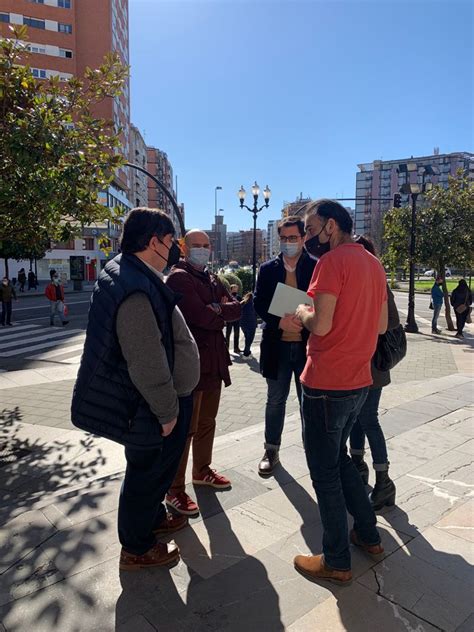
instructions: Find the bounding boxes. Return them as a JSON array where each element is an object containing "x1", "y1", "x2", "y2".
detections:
[
  {"x1": 118, "y1": 394, "x2": 193, "y2": 555},
  {"x1": 226, "y1": 321, "x2": 241, "y2": 351},
  {"x1": 349, "y1": 387, "x2": 388, "y2": 470},
  {"x1": 302, "y1": 385, "x2": 380, "y2": 570},
  {"x1": 431, "y1": 303, "x2": 442, "y2": 330},
  {"x1": 241, "y1": 325, "x2": 257, "y2": 355},
  {"x1": 1, "y1": 301, "x2": 12, "y2": 325},
  {"x1": 455, "y1": 309, "x2": 469, "y2": 335},
  {"x1": 265, "y1": 340, "x2": 306, "y2": 449}
]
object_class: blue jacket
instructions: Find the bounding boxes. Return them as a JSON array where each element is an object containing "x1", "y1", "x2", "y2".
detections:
[
  {"x1": 71, "y1": 254, "x2": 177, "y2": 449},
  {"x1": 431, "y1": 283, "x2": 444, "y2": 306},
  {"x1": 240, "y1": 296, "x2": 258, "y2": 331},
  {"x1": 254, "y1": 251, "x2": 316, "y2": 379}
]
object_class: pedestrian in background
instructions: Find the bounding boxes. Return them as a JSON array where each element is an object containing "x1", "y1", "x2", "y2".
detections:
[
  {"x1": 349, "y1": 236, "x2": 399, "y2": 510},
  {"x1": 165, "y1": 229, "x2": 241, "y2": 517},
  {"x1": 293, "y1": 200, "x2": 387, "y2": 586},
  {"x1": 430, "y1": 275, "x2": 444, "y2": 334},
  {"x1": 1, "y1": 277, "x2": 17, "y2": 326},
  {"x1": 240, "y1": 292, "x2": 258, "y2": 357},
  {"x1": 225, "y1": 284, "x2": 242, "y2": 353},
  {"x1": 254, "y1": 215, "x2": 316, "y2": 477},
  {"x1": 72, "y1": 207, "x2": 199, "y2": 570},
  {"x1": 450, "y1": 279, "x2": 472, "y2": 339},
  {"x1": 17, "y1": 268, "x2": 26, "y2": 293},
  {"x1": 45, "y1": 274, "x2": 69, "y2": 326},
  {"x1": 28, "y1": 270, "x2": 37, "y2": 291}
]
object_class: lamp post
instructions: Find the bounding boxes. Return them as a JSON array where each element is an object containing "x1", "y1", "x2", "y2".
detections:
[
  {"x1": 398, "y1": 163, "x2": 438, "y2": 333},
  {"x1": 238, "y1": 182, "x2": 271, "y2": 290},
  {"x1": 214, "y1": 186, "x2": 222, "y2": 269},
  {"x1": 125, "y1": 162, "x2": 186, "y2": 235}
]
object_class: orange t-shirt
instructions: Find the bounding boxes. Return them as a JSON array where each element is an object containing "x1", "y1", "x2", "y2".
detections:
[{"x1": 300, "y1": 243, "x2": 387, "y2": 391}]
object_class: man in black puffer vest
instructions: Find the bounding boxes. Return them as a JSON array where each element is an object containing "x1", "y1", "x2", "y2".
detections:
[{"x1": 71, "y1": 208, "x2": 200, "y2": 571}]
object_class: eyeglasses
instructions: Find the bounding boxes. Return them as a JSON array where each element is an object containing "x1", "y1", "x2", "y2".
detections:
[{"x1": 279, "y1": 235, "x2": 301, "y2": 243}]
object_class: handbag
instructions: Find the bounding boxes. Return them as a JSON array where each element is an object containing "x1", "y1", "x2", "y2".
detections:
[
  {"x1": 373, "y1": 324, "x2": 407, "y2": 372},
  {"x1": 63, "y1": 303, "x2": 69, "y2": 317},
  {"x1": 429, "y1": 300, "x2": 433, "y2": 310},
  {"x1": 455, "y1": 291, "x2": 469, "y2": 314}
]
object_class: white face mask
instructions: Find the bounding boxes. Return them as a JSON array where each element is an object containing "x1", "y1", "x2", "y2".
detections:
[
  {"x1": 53, "y1": 277, "x2": 60, "y2": 285},
  {"x1": 187, "y1": 247, "x2": 209, "y2": 267},
  {"x1": 280, "y1": 242, "x2": 302, "y2": 258}
]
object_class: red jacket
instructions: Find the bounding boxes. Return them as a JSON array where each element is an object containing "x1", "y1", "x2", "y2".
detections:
[
  {"x1": 45, "y1": 283, "x2": 64, "y2": 302},
  {"x1": 166, "y1": 261, "x2": 241, "y2": 391}
]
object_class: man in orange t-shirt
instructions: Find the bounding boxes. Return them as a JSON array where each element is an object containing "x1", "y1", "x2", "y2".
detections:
[{"x1": 293, "y1": 199, "x2": 388, "y2": 587}]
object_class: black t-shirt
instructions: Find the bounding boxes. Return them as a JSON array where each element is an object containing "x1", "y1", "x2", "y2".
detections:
[{"x1": 55, "y1": 285, "x2": 62, "y2": 301}]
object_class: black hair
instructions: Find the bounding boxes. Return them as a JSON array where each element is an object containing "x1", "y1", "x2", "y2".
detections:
[
  {"x1": 277, "y1": 215, "x2": 305, "y2": 237},
  {"x1": 354, "y1": 234, "x2": 377, "y2": 257},
  {"x1": 120, "y1": 207, "x2": 176, "y2": 254},
  {"x1": 305, "y1": 199, "x2": 353, "y2": 235},
  {"x1": 458, "y1": 279, "x2": 468, "y2": 289}
]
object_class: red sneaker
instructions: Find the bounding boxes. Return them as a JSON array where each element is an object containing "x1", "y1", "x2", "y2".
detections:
[
  {"x1": 193, "y1": 468, "x2": 231, "y2": 489},
  {"x1": 165, "y1": 492, "x2": 199, "y2": 516}
]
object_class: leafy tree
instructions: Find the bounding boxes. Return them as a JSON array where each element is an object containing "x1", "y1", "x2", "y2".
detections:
[
  {"x1": 0, "y1": 26, "x2": 128, "y2": 269},
  {"x1": 235, "y1": 268, "x2": 253, "y2": 294},
  {"x1": 222, "y1": 273, "x2": 242, "y2": 295},
  {"x1": 382, "y1": 170, "x2": 474, "y2": 329}
]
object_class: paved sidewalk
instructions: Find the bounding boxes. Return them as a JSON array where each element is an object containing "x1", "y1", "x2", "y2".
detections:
[{"x1": 0, "y1": 323, "x2": 472, "y2": 631}]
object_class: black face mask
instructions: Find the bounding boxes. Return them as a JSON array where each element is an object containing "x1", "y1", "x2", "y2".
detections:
[
  {"x1": 304, "y1": 223, "x2": 330, "y2": 259},
  {"x1": 156, "y1": 239, "x2": 181, "y2": 268}
]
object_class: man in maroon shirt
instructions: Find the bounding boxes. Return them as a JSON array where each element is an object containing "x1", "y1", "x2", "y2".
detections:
[{"x1": 165, "y1": 230, "x2": 241, "y2": 516}]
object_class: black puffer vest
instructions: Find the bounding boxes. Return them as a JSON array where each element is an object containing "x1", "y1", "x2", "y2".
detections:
[{"x1": 71, "y1": 254, "x2": 177, "y2": 449}]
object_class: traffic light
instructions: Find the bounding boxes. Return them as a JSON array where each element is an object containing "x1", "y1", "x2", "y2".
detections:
[{"x1": 393, "y1": 193, "x2": 402, "y2": 208}]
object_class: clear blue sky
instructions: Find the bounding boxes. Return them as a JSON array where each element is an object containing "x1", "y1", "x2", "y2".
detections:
[{"x1": 129, "y1": 0, "x2": 473, "y2": 231}]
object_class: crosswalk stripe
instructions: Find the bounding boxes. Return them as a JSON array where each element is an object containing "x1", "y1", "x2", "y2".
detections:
[
  {"x1": 0, "y1": 329, "x2": 84, "y2": 351},
  {"x1": 0, "y1": 326, "x2": 46, "y2": 342},
  {"x1": 62, "y1": 355, "x2": 82, "y2": 364},
  {"x1": 0, "y1": 324, "x2": 41, "y2": 336},
  {"x1": 0, "y1": 333, "x2": 85, "y2": 357},
  {"x1": 27, "y1": 343, "x2": 85, "y2": 361}
]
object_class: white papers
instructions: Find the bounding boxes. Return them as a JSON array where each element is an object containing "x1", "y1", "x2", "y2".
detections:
[{"x1": 268, "y1": 282, "x2": 312, "y2": 317}]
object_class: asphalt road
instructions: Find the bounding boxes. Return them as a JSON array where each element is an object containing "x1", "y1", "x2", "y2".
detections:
[{"x1": 8, "y1": 291, "x2": 92, "y2": 328}]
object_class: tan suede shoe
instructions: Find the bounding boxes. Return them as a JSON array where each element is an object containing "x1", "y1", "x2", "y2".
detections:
[
  {"x1": 294, "y1": 554, "x2": 352, "y2": 585},
  {"x1": 119, "y1": 541, "x2": 180, "y2": 571}
]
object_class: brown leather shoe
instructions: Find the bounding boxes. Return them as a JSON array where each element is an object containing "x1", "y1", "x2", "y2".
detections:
[
  {"x1": 119, "y1": 541, "x2": 179, "y2": 571},
  {"x1": 154, "y1": 513, "x2": 188, "y2": 535},
  {"x1": 294, "y1": 554, "x2": 352, "y2": 585},
  {"x1": 350, "y1": 529, "x2": 385, "y2": 561},
  {"x1": 258, "y1": 450, "x2": 280, "y2": 477}
]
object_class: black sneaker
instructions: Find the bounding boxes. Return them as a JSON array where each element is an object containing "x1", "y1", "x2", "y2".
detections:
[{"x1": 62, "y1": 321, "x2": 70, "y2": 326}]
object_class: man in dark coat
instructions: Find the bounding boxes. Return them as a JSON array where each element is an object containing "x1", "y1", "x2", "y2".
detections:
[
  {"x1": 165, "y1": 229, "x2": 241, "y2": 516},
  {"x1": 71, "y1": 208, "x2": 200, "y2": 571},
  {"x1": 254, "y1": 216, "x2": 316, "y2": 476}
]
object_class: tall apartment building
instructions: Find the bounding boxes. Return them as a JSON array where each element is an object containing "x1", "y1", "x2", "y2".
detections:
[
  {"x1": 227, "y1": 230, "x2": 264, "y2": 265},
  {"x1": 0, "y1": 0, "x2": 132, "y2": 280},
  {"x1": 146, "y1": 146, "x2": 181, "y2": 232},
  {"x1": 267, "y1": 219, "x2": 280, "y2": 258},
  {"x1": 208, "y1": 215, "x2": 227, "y2": 264},
  {"x1": 129, "y1": 124, "x2": 148, "y2": 208},
  {"x1": 281, "y1": 195, "x2": 312, "y2": 218},
  {"x1": 355, "y1": 151, "x2": 474, "y2": 240}
]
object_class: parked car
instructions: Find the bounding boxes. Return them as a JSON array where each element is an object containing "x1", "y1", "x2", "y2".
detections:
[{"x1": 422, "y1": 268, "x2": 451, "y2": 278}]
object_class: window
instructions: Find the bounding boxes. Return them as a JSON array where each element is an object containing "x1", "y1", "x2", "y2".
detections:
[
  {"x1": 58, "y1": 23, "x2": 72, "y2": 33},
  {"x1": 31, "y1": 68, "x2": 47, "y2": 79},
  {"x1": 28, "y1": 45, "x2": 47, "y2": 54},
  {"x1": 84, "y1": 237, "x2": 94, "y2": 250},
  {"x1": 58, "y1": 0, "x2": 72, "y2": 7},
  {"x1": 23, "y1": 16, "x2": 46, "y2": 29},
  {"x1": 0, "y1": 13, "x2": 9, "y2": 23},
  {"x1": 59, "y1": 48, "x2": 73, "y2": 58},
  {"x1": 28, "y1": 0, "x2": 45, "y2": 4}
]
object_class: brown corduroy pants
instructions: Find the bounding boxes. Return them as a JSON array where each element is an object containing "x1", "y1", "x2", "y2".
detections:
[{"x1": 169, "y1": 387, "x2": 222, "y2": 494}]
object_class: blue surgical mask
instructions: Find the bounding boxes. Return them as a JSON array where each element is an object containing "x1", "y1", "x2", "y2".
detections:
[
  {"x1": 188, "y1": 247, "x2": 209, "y2": 267},
  {"x1": 280, "y1": 242, "x2": 302, "y2": 258}
]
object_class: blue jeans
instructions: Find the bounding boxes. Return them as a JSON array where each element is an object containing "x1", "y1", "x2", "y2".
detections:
[
  {"x1": 432, "y1": 303, "x2": 442, "y2": 330},
  {"x1": 241, "y1": 325, "x2": 257, "y2": 355},
  {"x1": 265, "y1": 340, "x2": 306, "y2": 449},
  {"x1": 349, "y1": 387, "x2": 388, "y2": 470},
  {"x1": 302, "y1": 385, "x2": 380, "y2": 570},
  {"x1": 118, "y1": 394, "x2": 193, "y2": 555}
]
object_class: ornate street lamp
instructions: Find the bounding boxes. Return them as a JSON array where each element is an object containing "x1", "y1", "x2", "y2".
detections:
[
  {"x1": 398, "y1": 163, "x2": 439, "y2": 333},
  {"x1": 238, "y1": 182, "x2": 271, "y2": 290}
]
